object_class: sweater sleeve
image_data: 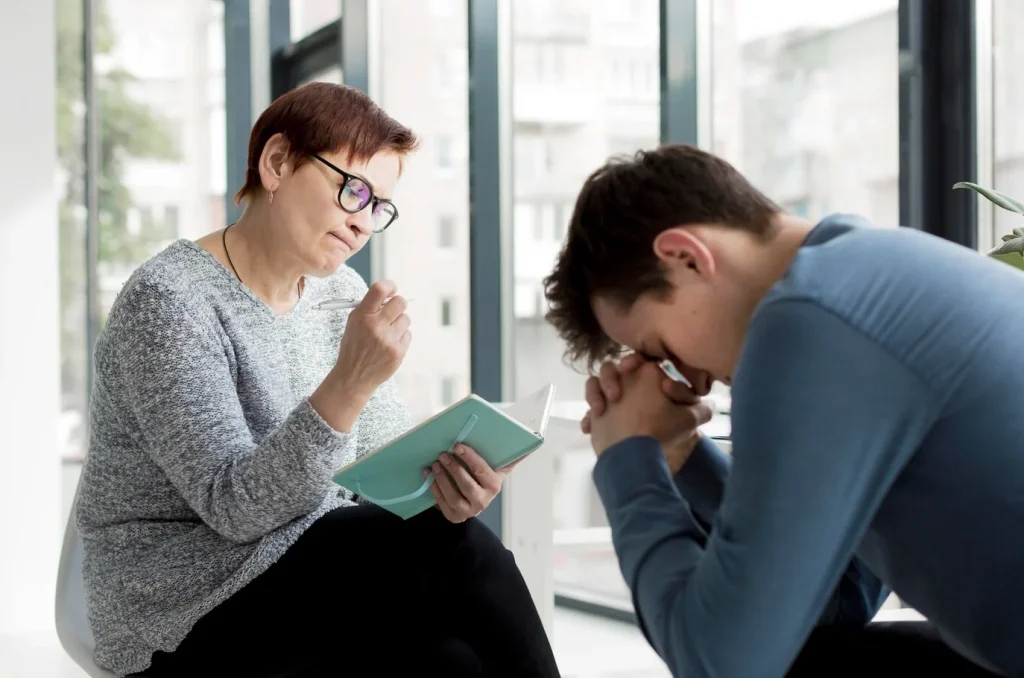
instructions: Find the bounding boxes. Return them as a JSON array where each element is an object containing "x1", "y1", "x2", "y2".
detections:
[
  {"x1": 111, "y1": 281, "x2": 359, "y2": 544},
  {"x1": 593, "y1": 299, "x2": 938, "y2": 677},
  {"x1": 675, "y1": 436, "x2": 891, "y2": 626}
]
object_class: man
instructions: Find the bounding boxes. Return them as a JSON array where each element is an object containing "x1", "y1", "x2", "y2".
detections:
[{"x1": 543, "y1": 145, "x2": 1024, "y2": 677}]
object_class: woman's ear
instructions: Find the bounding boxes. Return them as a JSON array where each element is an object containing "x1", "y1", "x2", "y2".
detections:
[
  {"x1": 652, "y1": 227, "x2": 717, "y2": 278},
  {"x1": 258, "y1": 133, "x2": 293, "y2": 193}
]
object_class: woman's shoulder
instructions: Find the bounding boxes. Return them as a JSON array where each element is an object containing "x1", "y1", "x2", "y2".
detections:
[{"x1": 104, "y1": 240, "x2": 225, "y2": 335}]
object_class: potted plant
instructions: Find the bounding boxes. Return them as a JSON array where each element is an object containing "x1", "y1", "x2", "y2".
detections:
[{"x1": 953, "y1": 182, "x2": 1024, "y2": 270}]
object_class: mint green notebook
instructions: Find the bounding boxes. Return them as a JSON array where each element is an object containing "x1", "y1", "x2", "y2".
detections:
[{"x1": 332, "y1": 386, "x2": 554, "y2": 519}]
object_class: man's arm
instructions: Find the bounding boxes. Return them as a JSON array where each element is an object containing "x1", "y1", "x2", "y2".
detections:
[
  {"x1": 673, "y1": 436, "x2": 730, "y2": 527},
  {"x1": 676, "y1": 437, "x2": 891, "y2": 625},
  {"x1": 594, "y1": 299, "x2": 937, "y2": 677}
]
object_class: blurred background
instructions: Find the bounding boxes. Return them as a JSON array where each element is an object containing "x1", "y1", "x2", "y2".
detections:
[{"x1": 2, "y1": 0, "x2": 1021, "y2": 675}]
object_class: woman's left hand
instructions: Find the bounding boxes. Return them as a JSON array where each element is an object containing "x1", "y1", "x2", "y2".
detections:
[{"x1": 425, "y1": 444, "x2": 524, "y2": 523}]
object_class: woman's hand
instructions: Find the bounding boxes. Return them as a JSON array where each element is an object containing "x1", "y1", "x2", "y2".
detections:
[
  {"x1": 333, "y1": 279, "x2": 412, "y2": 399},
  {"x1": 425, "y1": 444, "x2": 525, "y2": 523},
  {"x1": 311, "y1": 280, "x2": 410, "y2": 433}
]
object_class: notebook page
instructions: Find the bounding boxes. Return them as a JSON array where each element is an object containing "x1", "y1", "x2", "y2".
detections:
[{"x1": 500, "y1": 384, "x2": 556, "y2": 435}]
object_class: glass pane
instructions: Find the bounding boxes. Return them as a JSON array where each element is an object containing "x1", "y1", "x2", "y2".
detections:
[
  {"x1": 299, "y1": 65, "x2": 343, "y2": 86},
  {"x1": 711, "y1": 0, "x2": 900, "y2": 228},
  {"x1": 98, "y1": 0, "x2": 226, "y2": 318},
  {"x1": 993, "y1": 0, "x2": 1024, "y2": 237},
  {"x1": 375, "y1": 0, "x2": 471, "y2": 423},
  {"x1": 56, "y1": 0, "x2": 88, "y2": 461},
  {"x1": 290, "y1": 0, "x2": 341, "y2": 42},
  {"x1": 509, "y1": 0, "x2": 661, "y2": 607}
]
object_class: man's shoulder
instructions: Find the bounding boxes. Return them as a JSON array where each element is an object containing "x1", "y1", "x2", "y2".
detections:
[{"x1": 771, "y1": 216, "x2": 979, "y2": 321}]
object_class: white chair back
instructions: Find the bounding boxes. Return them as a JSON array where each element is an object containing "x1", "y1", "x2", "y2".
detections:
[{"x1": 55, "y1": 487, "x2": 117, "y2": 678}]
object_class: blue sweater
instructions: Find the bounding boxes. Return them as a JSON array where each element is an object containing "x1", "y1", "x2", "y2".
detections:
[{"x1": 593, "y1": 215, "x2": 1024, "y2": 677}]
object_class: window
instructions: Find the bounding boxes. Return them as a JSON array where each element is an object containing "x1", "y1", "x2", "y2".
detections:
[
  {"x1": 290, "y1": 0, "x2": 340, "y2": 41},
  {"x1": 992, "y1": 0, "x2": 1024, "y2": 244},
  {"x1": 539, "y1": 203, "x2": 556, "y2": 241},
  {"x1": 428, "y1": 0, "x2": 456, "y2": 17},
  {"x1": 164, "y1": 204, "x2": 180, "y2": 236},
  {"x1": 95, "y1": 0, "x2": 225, "y2": 304},
  {"x1": 783, "y1": 200, "x2": 811, "y2": 218},
  {"x1": 56, "y1": 0, "x2": 88, "y2": 462},
  {"x1": 437, "y1": 135, "x2": 454, "y2": 170},
  {"x1": 440, "y1": 297, "x2": 454, "y2": 327},
  {"x1": 55, "y1": 0, "x2": 226, "y2": 463},
  {"x1": 376, "y1": 0, "x2": 470, "y2": 423},
  {"x1": 440, "y1": 376, "x2": 456, "y2": 407},
  {"x1": 711, "y1": 0, "x2": 900, "y2": 229},
  {"x1": 436, "y1": 48, "x2": 467, "y2": 93},
  {"x1": 510, "y1": 0, "x2": 661, "y2": 609},
  {"x1": 438, "y1": 215, "x2": 456, "y2": 249},
  {"x1": 554, "y1": 202, "x2": 570, "y2": 240}
]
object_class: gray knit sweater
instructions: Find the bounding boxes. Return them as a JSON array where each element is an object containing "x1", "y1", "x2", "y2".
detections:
[{"x1": 75, "y1": 239, "x2": 411, "y2": 676}]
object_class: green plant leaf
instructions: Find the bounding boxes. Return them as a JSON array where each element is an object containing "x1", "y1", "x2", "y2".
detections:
[
  {"x1": 989, "y1": 237, "x2": 1024, "y2": 256},
  {"x1": 952, "y1": 182, "x2": 1024, "y2": 215},
  {"x1": 990, "y1": 252, "x2": 1024, "y2": 271}
]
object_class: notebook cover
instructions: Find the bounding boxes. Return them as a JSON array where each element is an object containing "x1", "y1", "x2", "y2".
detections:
[{"x1": 332, "y1": 394, "x2": 544, "y2": 520}]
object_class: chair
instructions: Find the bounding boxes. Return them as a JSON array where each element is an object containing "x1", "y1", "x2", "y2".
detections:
[{"x1": 55, "y1": 489, "x2": 117, "y2": 678}]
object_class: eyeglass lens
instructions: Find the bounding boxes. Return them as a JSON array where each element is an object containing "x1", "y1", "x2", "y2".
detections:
[{"x1": 339, "y1": 177, "x2": 397, "y2": 231}]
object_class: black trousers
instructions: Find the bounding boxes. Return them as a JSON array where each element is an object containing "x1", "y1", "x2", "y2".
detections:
[
  {"x1": 138, "y1": 505, "x2": 561, "y2": 678},
  {"x1": 788, "y1": 621, "x2": 1002, "y2": 677}
]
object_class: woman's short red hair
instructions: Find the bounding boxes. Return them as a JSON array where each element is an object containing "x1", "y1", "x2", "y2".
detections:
[{"x1": 234, "y1": 82, "x2": 419, "y2": 205}]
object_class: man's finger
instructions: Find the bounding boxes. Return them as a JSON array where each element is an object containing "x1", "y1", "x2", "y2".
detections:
[
  {"x1": 617, "y1": 352, "x2": 645, "y2": 374},
  {"x1": 598, "y1": 361, "x2": 622, "y2": 403},
  {"x1": 584, "y1": 376, "x2": 607, "y2": 415},
  {"x1": 662, "y1": 377, "x2": 701, "y2": 405},
  {"x1": 580, "y1": 411, "x2": 592, "y2": 435},
  {"x1": 360, "y1": 279, "x2": 398, "y2": 311}
]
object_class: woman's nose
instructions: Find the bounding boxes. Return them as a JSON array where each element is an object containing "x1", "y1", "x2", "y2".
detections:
[{"x1": 345, "y1": 206, "x2": 373, "y2": 236}]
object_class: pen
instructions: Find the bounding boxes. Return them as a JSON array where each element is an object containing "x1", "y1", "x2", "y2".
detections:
[{"x1": 312, "y1": 296, "x2": 414, "y2": 311}]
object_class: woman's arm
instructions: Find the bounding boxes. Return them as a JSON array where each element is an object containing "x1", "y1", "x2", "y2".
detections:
[{"x1": 108, "y1": 280, "x2": 363, "y2": 544}]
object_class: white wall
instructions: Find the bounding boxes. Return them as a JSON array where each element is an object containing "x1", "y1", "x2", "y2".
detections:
[{"x1": 0, "y1": 0, "x2": 62, "y2": 636}]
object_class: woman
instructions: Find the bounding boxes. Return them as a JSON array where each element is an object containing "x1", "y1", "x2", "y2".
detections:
[{"x1": 75, "y1": 82, "x2": 560, "y2": 678}]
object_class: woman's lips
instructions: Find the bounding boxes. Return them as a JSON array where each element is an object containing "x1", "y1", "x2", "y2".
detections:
[{"x1": 329, "y1": 231, "x2": 351, "y2": 249}]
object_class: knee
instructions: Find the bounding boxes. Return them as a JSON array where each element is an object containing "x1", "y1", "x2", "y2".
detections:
[
  {"x1": 455, "y1": 516, "x2": 517, "y2": 569},
  {"x1": 426, "y1": 638, "x2": 484, "y2": 677},
  {"x1": 411, "y1": 509, "x2": 515, "y2": 567}
]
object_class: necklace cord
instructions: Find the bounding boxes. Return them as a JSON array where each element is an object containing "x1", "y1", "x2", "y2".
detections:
[{"x1": 222, "y1": 223, "x2": 301, "y2": 297}]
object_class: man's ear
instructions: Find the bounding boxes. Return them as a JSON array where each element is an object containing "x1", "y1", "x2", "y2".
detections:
[
  {"x1": 258, "y1": 133, "x2": 293, "y2": 193},
  {"x1": 652, "y1": 227, "x2": 716, "y2": 278}
]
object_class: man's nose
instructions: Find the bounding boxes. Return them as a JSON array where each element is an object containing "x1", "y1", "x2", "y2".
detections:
[{"x1": 678, "y1": 364, "x2": 713, "y2": 396}]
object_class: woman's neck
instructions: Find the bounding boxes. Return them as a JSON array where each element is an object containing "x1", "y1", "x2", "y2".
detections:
[{"x1": 225, "y1": 206, "x2": 305, "y2": 311}]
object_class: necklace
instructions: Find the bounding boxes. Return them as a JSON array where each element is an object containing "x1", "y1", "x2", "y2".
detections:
[{"x1": 222, "y1": 223, "x2": 302, "y2": 298}]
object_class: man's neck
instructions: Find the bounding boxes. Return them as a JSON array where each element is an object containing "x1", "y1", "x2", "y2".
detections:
[
  {"x1": 740, "y1": 213, "x2": 816, "y2": 300},
  {"x1": 226, "y1": 208, "x2": 305, "y2": 310}
]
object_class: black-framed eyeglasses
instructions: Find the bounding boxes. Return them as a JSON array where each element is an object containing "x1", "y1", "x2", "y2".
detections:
[{"x1": 310, "y1": 153, "x2": 399, "y2": 233}]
